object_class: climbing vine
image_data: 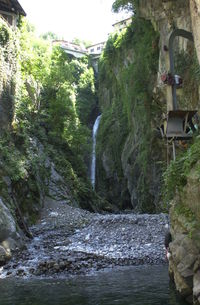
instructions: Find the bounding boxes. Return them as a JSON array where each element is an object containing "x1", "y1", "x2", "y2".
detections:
[{"x1": 163, "y1": 137, "x2": 200, "y2": 204}]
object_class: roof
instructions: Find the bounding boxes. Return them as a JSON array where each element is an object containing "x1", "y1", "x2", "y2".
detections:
[
  {"x1": 86, "y1": 42, "x2": 106, "y2": 49},
  {"x1": 0, "y1": 0, "x2": 26, "y2": 16},
  {"x1": 53, "y1": 40, "x2": 87, "y2": 53},
  {"x1": 112, "y1": 16, "x2": 132, "y2": 27}
]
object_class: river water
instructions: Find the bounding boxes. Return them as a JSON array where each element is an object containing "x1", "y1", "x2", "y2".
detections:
[{"x1": 0, "y1": 265, "x2": 187, "y2": 305}]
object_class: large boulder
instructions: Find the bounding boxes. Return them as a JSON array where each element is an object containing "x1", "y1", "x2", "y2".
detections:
[
  {"x1": 0, "y1": 245, "x2": 9, "y2": 265},
  {"x1": 0, "y1": 198, "x2": 24, "y2": 263},
  {"x1": 0, "y1": 198, "x2": 16, "y2": 242},
  {"x1": 194, "y1": 270, "x2": 200, "y2": 304}
]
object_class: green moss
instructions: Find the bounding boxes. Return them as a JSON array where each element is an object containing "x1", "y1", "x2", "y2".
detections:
[
  {"x1": 97, "y1": 17, "x2": 161, "y2": 211},
  {"x1": 174, "y1": 203, "x2": 196, "y2": 223},
  {"x1": 0, "y1": 132, "x2": 27, "y2": 182},
  {"x1": 174, "y1": 49, "x2": 200, "y2": 109},
  {"x1": 173, "y1": 202, "x2": 200, "y2": 238},
  {"x1": 163, "y1": 137, "x2": 200, "y2": 204}
]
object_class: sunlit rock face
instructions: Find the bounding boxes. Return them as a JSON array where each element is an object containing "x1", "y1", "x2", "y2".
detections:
[
  {"x1": 141, "y1": 1, "x2": 191, "y2": 96},
  {"x1": 96, "y1": 18, "x2": 164, "y2": 212},
  {"x1": 190, "y1": 0, "x2": 200, "y2": 65},
  {"x1": 139, "y1": 0, "x2": 193, "y2": 112},
  {"x1": 97, "y1": 0, "x2": 200, "y2": 302},
  {"x1": 96, "y1": 0, "x2": 196, "y2": 212},
  {"x1": 138, "y1": 1, "x2": 200, "y2": 303}
]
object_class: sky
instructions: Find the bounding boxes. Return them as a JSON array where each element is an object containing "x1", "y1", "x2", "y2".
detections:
[{"x1": 18, "y1": 0, "x2": 131, "y2": 44}]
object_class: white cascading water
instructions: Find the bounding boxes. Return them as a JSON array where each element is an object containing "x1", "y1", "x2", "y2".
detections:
[{"x1": 91, "y1": 115, "x2": 102, "y2": 189}]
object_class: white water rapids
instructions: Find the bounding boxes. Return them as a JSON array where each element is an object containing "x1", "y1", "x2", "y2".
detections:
[{"x1": 90, "y1": 115, "x2": 101, "y2": 189}]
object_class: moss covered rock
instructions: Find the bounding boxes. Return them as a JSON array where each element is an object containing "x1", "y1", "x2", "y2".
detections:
[{"x1": 96, "y1": 17, "x2": 165, "y2": 212}]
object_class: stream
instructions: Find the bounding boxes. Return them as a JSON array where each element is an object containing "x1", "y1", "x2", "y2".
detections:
[
  {"x1": 0, "y1": 265, "x2": 187, "y2": 305},
  {"x1": 0, "y1": 198, "x2": 182, "y2": 305},
  {"x1": 0, "y1": 199, "x2": 169, "y2": 278}
]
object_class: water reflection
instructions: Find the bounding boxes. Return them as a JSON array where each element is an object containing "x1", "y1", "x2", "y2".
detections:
[{"x1": 0, "y1": 265, "x2": 187, "y2": 305}]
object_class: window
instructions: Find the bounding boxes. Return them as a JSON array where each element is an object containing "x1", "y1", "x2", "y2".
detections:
[
  {"x1": 97, "y1": 47, "x2": 100, "y2": 50},
  {"x1": 90, "y1": 48, "x2": 94, "y2": 53}
]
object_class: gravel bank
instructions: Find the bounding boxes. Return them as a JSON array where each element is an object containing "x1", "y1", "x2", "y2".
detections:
[{"x1": 0, "y1": 198, "x2": 169, "y2": 278}]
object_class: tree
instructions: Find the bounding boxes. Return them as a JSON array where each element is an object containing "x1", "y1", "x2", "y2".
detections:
[
  {"x1": 41, "y1": 31, "x2": 59, "y2": 41},
  {"x1": 72, "y1": 37, "x2": 92, "y2": 48},
  {"x1": 112, "y1": 0, "x2": 135, "y2": 13}
]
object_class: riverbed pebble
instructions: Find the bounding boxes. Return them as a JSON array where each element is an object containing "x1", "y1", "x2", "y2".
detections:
[{"x1": 0, "y1": 198, "x2": 169, "y2": 278}]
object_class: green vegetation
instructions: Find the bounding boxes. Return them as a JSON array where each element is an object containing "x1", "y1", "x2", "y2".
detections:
[
  {"x1": 0, "y1": 17, "x2": 100, "y2": 222},
  {"x1": 175, "y1": 49, "x2": 200, "y2": 109},
  {"x1": 4, "y1": 0, "x2": 199, "y2": 219},
  {"x1": 112, "y1": 0, "x2": 136, "y2": 13},
  {"x1": 97, "y1": 17, "x2": 161, "y2": 212},
  {"x1": 72, "y1": 38, "x2": 92, "y2": 48},
  {"x1": 0, "y1": 18, "x2": 17, "y2": 124},
  {"x1": 163, "y1": 137, "x2": 200, "y2": 205},
  {"x1": 41, "y1": 31, "x2": 59, "y2": 41},
  {"x1": 173, "y1": 202, "x2": 200, "y2": 238},
  {"x1": 163, "y1": 46, "x2": 200, "y2": 206}
]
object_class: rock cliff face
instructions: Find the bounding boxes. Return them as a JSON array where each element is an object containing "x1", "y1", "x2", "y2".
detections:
[
  {"x1": 0, "y1": 198, "x2": 23, "y2": 265},
  {"x1": 0, "y1": 20, "x2": 16, "y2": 129},
  {"x1": 190, "y1": 0, "x2": 200, "y2": 65},
  {"x1": 96, "y1": 17, "x2": 165, "y2": 212},
  {"x1": 96, "y1": 0, "x2": 200, "y2": 212},
  {"x1": 138, "y1": 0, "x2": 200, "y2": 304},
  {"x1": 169, "y1": 161, "x2": 200, "y2": 304},
  {"x1": 97, "y1": 0, "x2": 200, "y2": 303}
]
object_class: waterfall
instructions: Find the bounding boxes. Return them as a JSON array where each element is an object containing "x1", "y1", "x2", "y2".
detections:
[{"x1": 91, "y1": 115, "x2": 101, "y2": 189}]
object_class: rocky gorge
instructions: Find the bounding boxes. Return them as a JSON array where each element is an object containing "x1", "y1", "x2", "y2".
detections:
[
  {"x1": 94, "y1": 0, "x2": 200, "y2": 304},
  {"x1": 1, "y1": 0, "x2": 200, "y2": 304}
]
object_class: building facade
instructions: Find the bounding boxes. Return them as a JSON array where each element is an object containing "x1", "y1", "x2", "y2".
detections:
[
  {"x1": 87, "y1": 42, "x2": 106, "y2": 55},
  {"x1": 0, "y1": 0, "x2": 26, "y2": 26},
  {"x1": 112, "y1": 17, "x2": 132, "y2": 32}
]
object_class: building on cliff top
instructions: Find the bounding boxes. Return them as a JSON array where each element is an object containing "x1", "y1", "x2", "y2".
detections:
[
  {"x1": 52, "y1": 40, "x2": 106, "y2": 60},
  {"x1": 52, "y1": 40, "x2": 88, "y2": 59},
  {"x1": 112, "y1": 17, "x2": 132, "y2": 32},
  {"x1": 0, "y1": 0, "x2": 26, "y2": 26},
  {"x1": 87, "y1": 42, "x2": 106, "y2": 56}
]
